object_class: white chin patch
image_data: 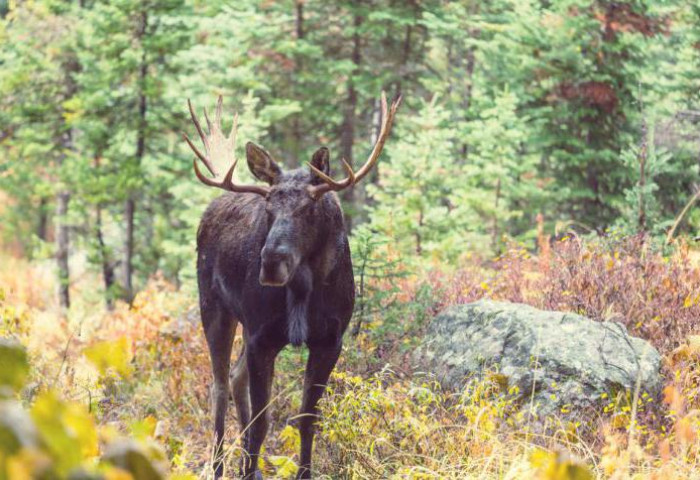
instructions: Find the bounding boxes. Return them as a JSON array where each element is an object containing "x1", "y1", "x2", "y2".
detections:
[{"x1": 259, "y1": 262, "x2": 290, "y2": 287}]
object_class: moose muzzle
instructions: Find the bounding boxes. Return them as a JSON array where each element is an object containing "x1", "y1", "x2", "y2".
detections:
[{"x1": 259, "y1": 245, "x2": 294, "y2": 287}]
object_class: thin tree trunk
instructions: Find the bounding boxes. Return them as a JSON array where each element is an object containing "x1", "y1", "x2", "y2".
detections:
[
  {"x1": 464, "y1": 46, "x2": 476, "y2": 111},
  {"x1": 394, "y1": 18, "x2": 413, "y2": 95},
  {"x1": 296, "y1": 1, "x2": 304, "y2": 39},
  {"x1": 123, "y1": 9, "x2": 148, "y2": 303},
  {"x1": 415, "y1": 209, "x2": 423, "y2": 255},
  {"x1": 492, "y1": 177, "x2": 502, "y2": 252},
  {"x1": 55, "y1": 50, "x2": 79, "y2": 310},
  {"x1": 341, "y1": 5, "x2": 362, "y2": 231},
  {"x1": 290, "y1": 0, "x2": 305, "y2": 167},
  {"x1": 638, "y1": 119, "x2": 648, "y2": 233},
  {"x1": 96, "y1": 203, "x2": 116, "y2": 310},
  {"x1": 460, "y1": 42, "x2": 476, "y2": 162},
  {"x1": 37, "y1": 197, "x2": 48, "y2": 242},
  {"x1": 56, "y1": 189, "x2": 70, "y2": 309},
  {"x1": 94, "y1": 154, "x2": 116, "y2": 309},
  {"x1": 124, "y1": 198, "x2": 135, "y2": 301}
]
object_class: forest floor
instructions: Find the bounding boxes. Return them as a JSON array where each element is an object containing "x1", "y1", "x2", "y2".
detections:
[{"x1": 2, "y1": 235, "x2": 700, "y2": 479}]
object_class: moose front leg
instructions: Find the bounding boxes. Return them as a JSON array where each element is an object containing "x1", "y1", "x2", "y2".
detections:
[
  {"x1": 242, "y1": 343, "x2": 280, "y2": 480},
  {"x1": 296, "y1": 343, "x2": 342, "y2": 479}
]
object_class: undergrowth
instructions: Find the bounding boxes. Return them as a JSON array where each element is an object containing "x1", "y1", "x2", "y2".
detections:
[{"x1": 1, "y1": 234, "x2": 700, "y2": 478}]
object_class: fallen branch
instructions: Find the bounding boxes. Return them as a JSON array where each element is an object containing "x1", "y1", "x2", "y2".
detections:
[{"x1": 665, "y1": 188, "x2": 700, "y2": 245}]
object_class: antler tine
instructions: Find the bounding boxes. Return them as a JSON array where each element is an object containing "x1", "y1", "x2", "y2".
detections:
[
  {"x1": 192, "y1": 157, "x2": 222, "y2": 187},
  {"x1": 184, "y1": 96, "x2": 270, "y2": 197},
  {"x1": 308, "y1": 157, "x2": 355, "y2": 189},
  {"x1": 352, "y1": 92, "x2": 395, "y2": 183},
  {"x1": 183, "y1": 132, "x2": 210, "y2": 170},
  {"x1": 203, "y1": 106, "x2": 212, "y2": 133},
  {"x1": 186, "y1": 99, "x2": 215, "y2": 175},
  {"x1": 187, "y1": 99, "x2": 207, "y2": 145},
  {"x1": 307, "y1": 91, "x2": 401, "y2": 200},
  {"x1": 192, "y1": 156, "x2": 240, "y2": 192},
  {"x1": 215, "y1": 95, "x2": 223, "y2": 125},
  {"x1": 230, "y1": 112, "x2": 239, "y2": 148}
]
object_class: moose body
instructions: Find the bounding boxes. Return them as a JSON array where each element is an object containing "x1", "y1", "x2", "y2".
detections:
[
  {"x1": 184, "y1": 93, "x2": 400, "y2": 479},
  {"x1": 198, "y1": 188, "x2": 354, "y2": 479}
]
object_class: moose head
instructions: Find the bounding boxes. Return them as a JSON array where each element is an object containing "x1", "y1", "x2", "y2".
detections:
[{"x1": 184, "y1": 93, "x2": 401, "y2": 289}]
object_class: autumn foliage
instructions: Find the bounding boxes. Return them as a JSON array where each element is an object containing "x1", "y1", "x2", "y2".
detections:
[{"x1": 2, "y1": 234, "x2": 700, "y2": 478}]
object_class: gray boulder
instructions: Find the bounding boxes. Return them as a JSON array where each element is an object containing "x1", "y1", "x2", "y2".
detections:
[{"x1": 417, "y1": 300, "x2": 662, "y2": 414}]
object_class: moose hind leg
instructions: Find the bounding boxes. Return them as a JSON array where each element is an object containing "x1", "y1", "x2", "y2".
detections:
[
  {"x1": 231, "y1": 344, "x2": 251, "y2": 431},
  {"x1": 230, "y1": 343, "x2": 251, "y2": 475},
  {"x1": 202, "y1": 302, "x2": 236, "y2": 479},
  {"x1": 296, "y1": 344, "x2": 342, "y2": 479}
]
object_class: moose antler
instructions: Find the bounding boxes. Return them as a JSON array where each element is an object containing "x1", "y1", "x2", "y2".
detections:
[
  {"x1": 307, "y1": 91, "x2": 402, "y2": 200},
  {"x1": 183, "y1": 96, "x2": 270, "y2": 196}
]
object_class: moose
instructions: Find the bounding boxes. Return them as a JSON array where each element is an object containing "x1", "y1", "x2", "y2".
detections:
[{"x1": 183, "y1": 92, "x2": 401, "y2": 479}]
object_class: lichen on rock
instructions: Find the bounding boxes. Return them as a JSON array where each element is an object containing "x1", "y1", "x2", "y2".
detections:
[{"x1": 417, "y1": 300, "x2": 662, "y2": 415}]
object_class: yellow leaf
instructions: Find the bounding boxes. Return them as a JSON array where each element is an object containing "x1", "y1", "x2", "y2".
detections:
[
  {"x1": 531, "y1": 448, "x2": 593, "y2": 480},
  {"x1": 278, "y1": 425, "x2": 300, "y2": 453},
  {"x1": 129, "y1": 416, "x2": 157, "y2": 440},
  {"x1": 6, "y1": 448, "x2": 51, "y2": 480},
  {"x1": 0, "y1": 339, "x2": 29, "y2": 393},
  {"x1": 104, "y1": 466, "x2": 136, "y2": 480},
  {"x1": 83, "y1": 337, "x2": 133, "y2": 379},
  {"x1": 168, "y1": 474, "x2": 197, "y2": 480},
  {"x1": 267, "y1": 455, "x2": 298, "y2": 479},
  {"x1": 30, "y1": 392, "x2": 99, "y2": 474},
  {"x1": 6, "y1": 454, "x2": 33, "y2": 480}
]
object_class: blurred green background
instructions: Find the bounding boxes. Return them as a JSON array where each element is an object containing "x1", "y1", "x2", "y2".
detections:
[{"x1": 1, "y1": 0, "x2": 699, "y2": 307}]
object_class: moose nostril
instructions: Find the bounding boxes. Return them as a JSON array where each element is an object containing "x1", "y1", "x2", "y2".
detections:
[{"x1": 262, "y1": 245, "x2": 290, "y2": 263}]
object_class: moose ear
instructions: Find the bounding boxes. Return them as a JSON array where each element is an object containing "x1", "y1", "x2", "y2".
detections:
[
  {"x1": 246, "y1": 142, "x2": 281, "y2": 184},
  {"x1": 309, "y1": 147, "x2": 330, "y2": 184}
]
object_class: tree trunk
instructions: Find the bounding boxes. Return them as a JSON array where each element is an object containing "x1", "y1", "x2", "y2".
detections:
[
  {"x1": 37, "y1": 197, "x2": 49, "y2": 242},
  {"x1": 415, "y1": 209, "x2": 423, "y2": 255},
  {"x1": 95, "y1": 154, "x2": 116, "y2": 309},
  {"x1": 341, "y1": 5, "x2": 362, "y2": 231},
  {"x1": 290, "y1": 0, "x2": 305, "y2": 167},
  {"x1": 56, "y1": 189, "x2": 70, "y2": 309},
  {"x1": 464, "y1": 45, "x2": 476, "y2": 111},
  {"x1": 123, "y1": 197, "x2": 135, "y2": 301},
  {"x1": 55, "y1": 49, "x2": 80, "y2": 310},
  {"x1": 123, "y1": 9, "x2": 149, "y2": 303},
  {"x1": 96, "y1": 203, "x2": 116, "y2": 310},
  {"x1": 638, "y1": 119, "x2": 648, "y2": 233},
  {"x1": 492, "y1": 177, "x2": 502, "y2": 252},
  {"x1": 296, "y1": 1, "x2": 304, "y2": 39}
]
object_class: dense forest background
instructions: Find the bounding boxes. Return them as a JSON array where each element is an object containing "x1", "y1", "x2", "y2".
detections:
[{"x1": 1, "y1": 0, "x2": 699, "y2": 309}]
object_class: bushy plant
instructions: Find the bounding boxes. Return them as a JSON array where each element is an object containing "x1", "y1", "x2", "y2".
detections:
[{"x1": 0, "y1": 339, "x2": 188, "y2": 480}]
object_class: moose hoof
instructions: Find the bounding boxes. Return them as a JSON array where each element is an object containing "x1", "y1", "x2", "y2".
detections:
[{"x1": 296, "y1": 467, "x2": 311, "y2": 479}]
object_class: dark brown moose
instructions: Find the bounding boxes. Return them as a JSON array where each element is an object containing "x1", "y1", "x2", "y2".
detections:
[{"x1": 183, "y1": 92, "x2": 401, "y2": 479}]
